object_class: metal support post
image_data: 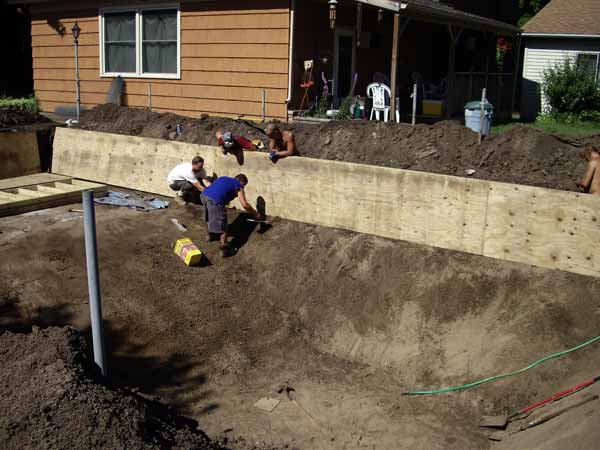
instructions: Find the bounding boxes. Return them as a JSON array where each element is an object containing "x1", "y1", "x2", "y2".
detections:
[
  {"x1": 82, "y1": 190, "x2": 107, "y2": 376},
  {"x1": 479, "y1": 88, "x2": 487, "y2": 144},
  {"x1": 74, "y1": 38, "x2": 81, "y2": 122},
  {"x1": 412, "y1": 83, "x2": 417, "y2": 126}
]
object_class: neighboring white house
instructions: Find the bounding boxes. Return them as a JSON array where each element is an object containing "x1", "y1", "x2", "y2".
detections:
[{"x1": 521, "y1": 0, "x2": 600, "y2": 120}]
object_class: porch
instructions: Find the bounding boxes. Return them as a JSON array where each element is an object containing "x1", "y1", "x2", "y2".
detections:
[{"x1": 289, "y1": 0, "x2": 521, "y2": 121}]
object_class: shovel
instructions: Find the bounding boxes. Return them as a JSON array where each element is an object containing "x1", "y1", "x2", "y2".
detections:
[
  {"x1": 283, "y1": 387, "x2": 326, "y2": 434},
  {"x1": 480, "y1": 375, "x2": 600, "y2": 429}
]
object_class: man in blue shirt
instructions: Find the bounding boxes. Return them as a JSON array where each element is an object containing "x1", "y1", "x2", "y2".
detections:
[{"x1": 200, "y1": 174, "x2": 261, "y2": 255}]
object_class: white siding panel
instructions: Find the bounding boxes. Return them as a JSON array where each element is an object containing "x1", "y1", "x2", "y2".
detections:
[
  {"x1": 523, "y1": 48, "x2": 576, "y2": 83},
  {"x1": 522, "y1": 47, "x2": 576, "y2": 119}
]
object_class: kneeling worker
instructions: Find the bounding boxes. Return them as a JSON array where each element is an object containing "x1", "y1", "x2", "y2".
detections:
[
  {"x1": 167, "y1": 156, "x2": 211, "y2": 204},
  {"x1": 201, "y1": 174, "x2": 261, "y2": 255}
]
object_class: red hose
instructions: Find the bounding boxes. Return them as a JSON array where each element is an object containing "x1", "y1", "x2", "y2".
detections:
[{"x1": 510, "y1": 375, "x2": 600, "y2": 419}]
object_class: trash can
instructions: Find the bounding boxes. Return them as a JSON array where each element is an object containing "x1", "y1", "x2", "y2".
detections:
[{"x1": 465, "y1": 101, "x2": 493, "y2": 135}]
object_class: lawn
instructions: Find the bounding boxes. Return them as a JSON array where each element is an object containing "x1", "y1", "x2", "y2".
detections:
[{"x1": 492, "y1": 120, "x2": 600, "y2": 137}]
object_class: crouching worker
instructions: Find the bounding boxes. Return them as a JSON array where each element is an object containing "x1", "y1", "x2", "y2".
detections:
[
  {"x1": 265, "y1": 123, "x2": 297, "y2": 163},
  {"x1": 577, "y1": 145, "x2": 600, "y2": 196},
  {"x1": 216, "y1": 130, "x2": 263, "y2": 154},
  {"x1": 201, "y1": 174, "x2": 261, "y2": 256},
  {"x1": 167, "y1": 156, "x2": 211, "y2": 205}
]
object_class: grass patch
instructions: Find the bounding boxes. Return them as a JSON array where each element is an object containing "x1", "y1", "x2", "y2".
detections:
[
  {"x1": 491, "y1": 120, "x2": 600, "y2": 137},
  {"x1": 0, "y1": 96, "x2": 39, "y2": 114}
]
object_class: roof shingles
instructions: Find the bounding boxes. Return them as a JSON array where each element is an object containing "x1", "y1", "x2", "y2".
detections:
[{"x1": 523, "y1": 0, "x2": 600, "y2": 35}]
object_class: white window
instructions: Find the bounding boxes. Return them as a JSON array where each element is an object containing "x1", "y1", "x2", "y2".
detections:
[
  {"x1": 100, "y1": 5, "x2": 180, "y2": 79},
  {"x1": 577, "y1": 52, "x2": 600, "y2": 82}
]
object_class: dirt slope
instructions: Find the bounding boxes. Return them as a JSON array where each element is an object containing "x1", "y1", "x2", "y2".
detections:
[
  {"x1": 78, "y1": 104, "x2": 600, "y2": 192},
  {"x1": 1, "y1": 204, "x2": 600, "y2": 449},
  {"x1": 0, "y1": 326, "x2": 225, "y2": 450},
  {"x1": 0, "y1": 107, "x2": 51, "y2": 130}
]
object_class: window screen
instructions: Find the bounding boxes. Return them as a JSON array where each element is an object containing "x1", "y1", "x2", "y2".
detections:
[
  {"x1": 104, "y1": 11, "x2": 136, "y2": 73},
  {"x1": 577, "y1": 53, "x2": 600, "y2": 82},
  {"x1": 142, "y1": 9, "x2": 178, "y2": 74}
]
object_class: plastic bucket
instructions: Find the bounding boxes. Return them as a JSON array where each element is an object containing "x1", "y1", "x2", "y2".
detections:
[{"x1": 465, "y1": 101, "x2": 493, "y2": 136}]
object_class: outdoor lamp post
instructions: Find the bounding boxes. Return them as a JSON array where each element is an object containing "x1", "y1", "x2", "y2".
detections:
[
  {"x1": 328, "y1": 0, "x2": 338, "y2": 30},
  {"x1": 72, "y1": 22, "x2": 81, "y2": 122}
]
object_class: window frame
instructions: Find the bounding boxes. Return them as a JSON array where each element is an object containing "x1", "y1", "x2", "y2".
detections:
[
  {"x1": 99, "y1": 3, "x2": 181, "y2": 80},
  {"x1": 576, "y1": 52, "x2": 600, "y2": 83}
]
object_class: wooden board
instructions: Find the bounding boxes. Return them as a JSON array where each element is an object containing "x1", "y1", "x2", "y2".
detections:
[
  {"x1": 0, "y1": 173, "x2": 71, "y2": 190},
  {"x1": 52, "y1": 129, "x2": 600, "y2": 278},
  {"x1": 0, "y1": 176, "x2": 106, "y2": 217}
]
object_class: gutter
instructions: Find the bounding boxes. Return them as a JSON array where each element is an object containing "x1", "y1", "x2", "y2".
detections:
[
  {"x1": 285, "y1": 0, "x2": 296, "y2": 104},
  {"x1": 523, "y1": 32, "x2": 600, "y2": 39}
]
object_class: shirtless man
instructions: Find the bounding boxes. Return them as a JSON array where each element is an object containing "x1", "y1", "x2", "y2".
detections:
[
  {"x1": 577, "y1": 145, "x2": 600, "y2": 196},
  {"x1": 265, "y1": 123, "x2": 297, "y2": 163}
]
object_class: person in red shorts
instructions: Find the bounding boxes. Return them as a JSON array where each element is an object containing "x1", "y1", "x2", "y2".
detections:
[{"x1": 215, "y1": 130, "x2": 263, "y2": 155}]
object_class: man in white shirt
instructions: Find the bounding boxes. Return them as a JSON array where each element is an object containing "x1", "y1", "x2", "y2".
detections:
[{"x1": 167, "y1": 156, "x2": 211, "y2": 205}]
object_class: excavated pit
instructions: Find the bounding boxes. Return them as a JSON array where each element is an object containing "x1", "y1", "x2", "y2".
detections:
[{"x1": 1, "y1": 202, "x2": 600, "y2": 450}]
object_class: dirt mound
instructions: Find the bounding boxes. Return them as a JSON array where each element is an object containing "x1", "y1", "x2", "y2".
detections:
[
  {"x1": 0, "y1": 108, "x2": 51, "y2": 130},
  {"x1": 2, "y1": 204, "x2": 600, "y2": 450},
  {"x1": 0, "y1": 326, "x2": 225, "y2": 450},
  {"x1": 78, "y1": 104, "x2": 599, "y2": 192},
  {"x1": 476, "y1": 125, "x2": 590, "y2": 191}
]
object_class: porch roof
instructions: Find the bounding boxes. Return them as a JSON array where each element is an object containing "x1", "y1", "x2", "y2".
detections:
[{"x1": 356, "y1": 0, "x2": 521, "y2": 36}]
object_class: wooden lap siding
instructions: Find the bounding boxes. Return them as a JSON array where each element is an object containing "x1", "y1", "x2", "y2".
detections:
[{"x1": 31, "y1": 1, "x2": 290, "y2": 120}]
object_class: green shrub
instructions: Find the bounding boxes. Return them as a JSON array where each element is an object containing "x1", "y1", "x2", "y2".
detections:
[
  {"x1": 0, "y1": 96, "x2": 39, "y2": 113},
  {"x1": 579, "y1": 110, "x2": 600, "y2": 123},
  {"x1": 335, "y1": 96, "x2": 354, "y2": 120},
  {"x1": 542, "y1": 58, "x2": 600, "y2": 115},
  {"x1": 314, "y1": 96, "x2": 329, "y2": 117}
]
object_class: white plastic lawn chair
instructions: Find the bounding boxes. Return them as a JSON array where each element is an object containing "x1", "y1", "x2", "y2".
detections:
[{"x1": 367, "y1": 82, "x2": 399, "y2": 122}]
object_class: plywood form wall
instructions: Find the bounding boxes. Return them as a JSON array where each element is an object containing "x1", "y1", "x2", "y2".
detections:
[
  {"x1": 53, "y1": 128, "x2": 600, "y2": 278},
  {"x1": 31, "y1": 0, "x2": 290, "y2": 120},
  {"x1": 0, "y1": 132, "x2": 41, "y2": 179}
]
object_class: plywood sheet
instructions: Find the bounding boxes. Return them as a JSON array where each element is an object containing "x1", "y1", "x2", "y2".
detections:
[
  {"x1": 483, "y1": 183, "x2": 600, "y2": 277},
  {"x1": 52, "y1": 128, "x2": 217, "y2": 196},
  {"x1": 52, "y1": 128, "x2": 600, "y2": 278}
]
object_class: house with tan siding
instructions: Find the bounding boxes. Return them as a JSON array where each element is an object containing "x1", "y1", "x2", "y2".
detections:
[
  {"x1": 522, "y1": 0, "x2": 600, "y2": 120},
  {"x1": 9, "y1": 0, "x2": 521, "y2": 122}
]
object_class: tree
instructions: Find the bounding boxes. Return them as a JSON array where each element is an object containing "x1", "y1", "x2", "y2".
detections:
[{"x1": 519, "y1": 0, "x2": 551, "y2": 27}]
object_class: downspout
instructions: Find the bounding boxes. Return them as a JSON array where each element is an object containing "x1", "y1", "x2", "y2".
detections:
[{"x1": 285, "y1": 0, "x2": 296, "y2": 106}]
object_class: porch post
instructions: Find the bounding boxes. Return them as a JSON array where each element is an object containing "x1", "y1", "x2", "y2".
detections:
[
  {"x1": 390, "y1": 13, "x2": 400, "y2": 121},
  {"x1": 510, "y1": 33, "x2": 522, "y2": 118},
  {"x1": 446, "y1": 26, "x2": 462, "y2": 119}
]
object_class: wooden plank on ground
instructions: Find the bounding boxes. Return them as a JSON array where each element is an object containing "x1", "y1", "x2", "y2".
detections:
[
  {"x1": 0, "y1": 173, "x2": 71, "y2": 190},
  {"x1": 0, "y1": 176, "x2": 106, "y2": 217}
]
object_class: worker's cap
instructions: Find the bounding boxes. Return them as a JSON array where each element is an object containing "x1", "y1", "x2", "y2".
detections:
[{"x1": 222, "y1": 132, "x2": 235, "y2": 149}]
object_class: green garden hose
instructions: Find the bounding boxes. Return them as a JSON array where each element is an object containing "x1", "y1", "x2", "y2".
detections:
[{"x1": 402, "y1": 334, "x2": 600, "y2": 396}]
